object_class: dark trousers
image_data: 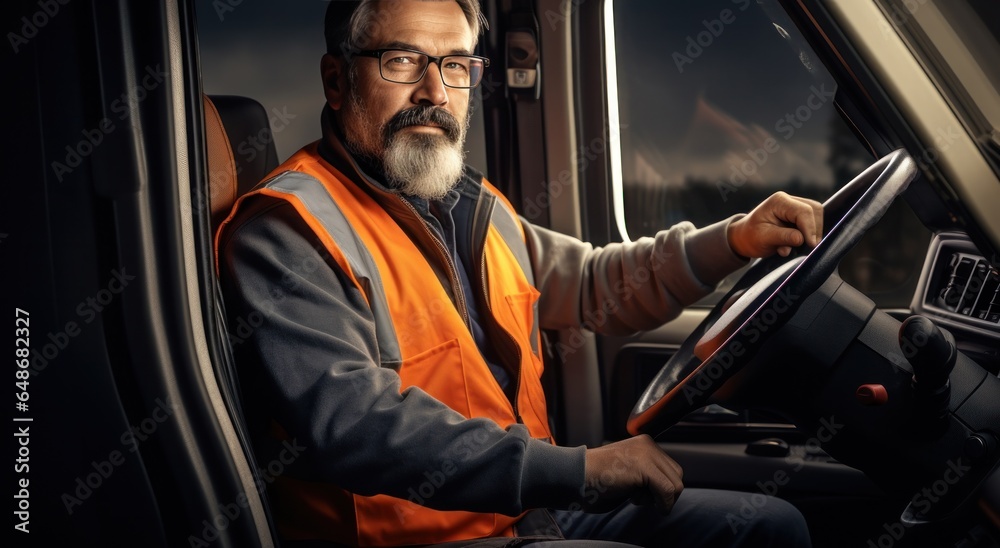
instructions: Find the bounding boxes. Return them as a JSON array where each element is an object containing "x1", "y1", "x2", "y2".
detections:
[{"x1": 535, "y1": 488, "x2": 811, "y2": 547}]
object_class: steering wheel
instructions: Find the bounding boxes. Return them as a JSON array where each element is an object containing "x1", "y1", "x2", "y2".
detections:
[{"x1": 628, "y1": 149, "x2": 920, "y2": 437}]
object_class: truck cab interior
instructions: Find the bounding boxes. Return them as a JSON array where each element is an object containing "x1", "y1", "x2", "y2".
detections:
[{"x1": 8, "y1": 0, "x2": 1000, "y2": 546}]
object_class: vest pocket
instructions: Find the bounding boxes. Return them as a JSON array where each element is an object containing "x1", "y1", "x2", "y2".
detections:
[{"x1": 397, "y1": 338, "x2": 472, "y2": 418}]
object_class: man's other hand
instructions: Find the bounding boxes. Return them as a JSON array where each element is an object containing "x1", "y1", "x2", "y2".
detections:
[
  {"x1": 581, "y1": 435, "x2": 684, "y2": 514},
  {"x1": 727, "y1": 191, "x2": 824, "y2": 258}
]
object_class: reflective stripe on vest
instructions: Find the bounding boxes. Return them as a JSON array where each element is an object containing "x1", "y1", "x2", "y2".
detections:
[{"x1": 266, "y1": 171, "x2": 403, "y2": 367}]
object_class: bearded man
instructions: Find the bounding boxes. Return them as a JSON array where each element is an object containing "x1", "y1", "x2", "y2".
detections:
[{"x1": 216, "y1": 1, "x2": 820, "y2": 546}]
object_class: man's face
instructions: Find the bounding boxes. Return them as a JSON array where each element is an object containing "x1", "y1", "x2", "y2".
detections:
[{"x1": 335, "y1": 0, "x2": 475, "y2": 199}]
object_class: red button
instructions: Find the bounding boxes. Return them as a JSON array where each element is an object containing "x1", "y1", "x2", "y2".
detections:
[{"x1": 856, "y1": 384, "x2": 889, "y2": 405}]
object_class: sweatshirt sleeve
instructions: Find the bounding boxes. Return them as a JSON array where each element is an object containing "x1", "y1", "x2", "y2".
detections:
[
  {"x1": 217, "y1": 199, "x2": 585, "y2": 515},
  {"x1": 524, "y1": 216, "x2": 749, "y2": 335}
]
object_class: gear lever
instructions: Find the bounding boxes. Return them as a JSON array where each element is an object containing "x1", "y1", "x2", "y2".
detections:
[{"x1": 899, "y1": 315, "x2": 957, "y2": 436}]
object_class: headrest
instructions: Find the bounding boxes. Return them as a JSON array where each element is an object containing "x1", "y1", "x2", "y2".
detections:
[
  {"x1": 203, "y1": 94, "x2": 280, "y2": 231},
  {"x1": 208, "y1": 95, "x2": 279, "y2": 197},
  {"x1": 203, "y1": 95, "x2": 238, "y2": 230}
]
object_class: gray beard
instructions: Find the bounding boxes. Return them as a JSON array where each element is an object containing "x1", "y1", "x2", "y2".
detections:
[
  {"x1": 342, "y1": 78, "x2": 469, "y2": 200},
  {"x1": 382, "y1": 131, "x2": 466, "y2": 200}
]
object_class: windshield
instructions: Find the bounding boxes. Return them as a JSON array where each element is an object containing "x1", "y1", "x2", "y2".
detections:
[
  {"x1": 605, "y1": 0, "x2": 872, "y2": 242},
  {"x1": 605, "y1": 0, "x2": 929, "y2": 307}
]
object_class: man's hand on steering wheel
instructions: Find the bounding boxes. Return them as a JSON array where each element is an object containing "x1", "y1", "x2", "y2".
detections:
[{"x1": 727, "y1": 191, "x2": 824, "y2": 258}]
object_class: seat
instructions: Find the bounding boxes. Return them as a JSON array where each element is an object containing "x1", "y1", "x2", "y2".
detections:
[
  {"x1": 203, "y1": 94, "x2": 279, "y2": 230},
  {"x1": 203, "y1": 93, "x2": 282, "y2": 543}
]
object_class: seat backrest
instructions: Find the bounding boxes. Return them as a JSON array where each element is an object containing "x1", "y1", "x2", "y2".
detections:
[
  {"x1": 203, "y1": 93, "x2": 283, "y2": 544},
  {"x1": 203, "y1": 94, "x2": 279, "y2": 230}
]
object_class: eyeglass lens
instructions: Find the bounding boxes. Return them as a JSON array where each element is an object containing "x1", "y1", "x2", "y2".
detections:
[{"x1": 378, "y1": 50, "x2": 484, "y2": 88}]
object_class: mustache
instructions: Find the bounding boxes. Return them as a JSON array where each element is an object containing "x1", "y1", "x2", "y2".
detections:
[{"x1": 383, "y1": 105, "x2": 462, "y2": 142}]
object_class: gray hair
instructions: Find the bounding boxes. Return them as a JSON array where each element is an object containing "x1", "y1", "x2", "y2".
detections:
[{"x1": 325, "y1": 0, "x2": 486, "y2": 59}]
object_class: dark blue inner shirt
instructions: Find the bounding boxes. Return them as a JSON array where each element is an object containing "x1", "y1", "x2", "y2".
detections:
[{"x1": 410, "y1": 188, "x2": 512, "y2": 391}]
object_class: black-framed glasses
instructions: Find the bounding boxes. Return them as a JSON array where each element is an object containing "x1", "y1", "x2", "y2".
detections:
[{"x1": 356, "y1": 48, "x2": 490, "y2": 89}]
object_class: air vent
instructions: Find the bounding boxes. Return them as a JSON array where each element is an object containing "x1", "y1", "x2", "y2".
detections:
[{"x1": 927, "y1": 250, "x2": 1000, "y2": 325}]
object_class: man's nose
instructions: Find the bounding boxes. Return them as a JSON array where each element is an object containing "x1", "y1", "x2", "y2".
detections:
[{"x1": 411, "y1": 61, "x2": 449, "y2": 106}]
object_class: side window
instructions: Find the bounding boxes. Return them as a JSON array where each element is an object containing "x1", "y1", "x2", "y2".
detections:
[
  {"x1": 196, "y1": 2, "x2": 327, "y2": 163},
  {"x1": 195, "y1": 2, "x2": 488, "y2": 171},
  {"x1": 607, "y1": 0, "x2": 930, "y2": 307}
]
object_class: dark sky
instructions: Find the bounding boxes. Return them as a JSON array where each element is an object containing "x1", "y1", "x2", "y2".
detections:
[
  {"x1": 607, "y1": 0, "x2": 876, "y2": 204},
  {"x1": 196, "y1": 1, "x2": 330, "y2": 161},
  {"x1": 614, "y1": 0, "x2": 836, "y2": 145}
]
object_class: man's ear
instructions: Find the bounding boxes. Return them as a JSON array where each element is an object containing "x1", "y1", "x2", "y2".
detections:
[{"x1": 321, "y1": 53, "x2": 348, "y2": 111}]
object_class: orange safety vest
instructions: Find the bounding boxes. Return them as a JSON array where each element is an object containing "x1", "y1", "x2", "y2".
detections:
[{"x1": 217, "y1": 143, "x2": 554, "y2": 546}]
